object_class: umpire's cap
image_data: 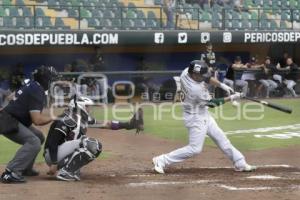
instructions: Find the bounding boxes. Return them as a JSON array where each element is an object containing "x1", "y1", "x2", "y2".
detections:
[
  {"x1": 188, "y1": 60, "x2": 208, "y2": 75},
  {"x1": 33, "y1": 66, "x2": 58, "y2": 90}
]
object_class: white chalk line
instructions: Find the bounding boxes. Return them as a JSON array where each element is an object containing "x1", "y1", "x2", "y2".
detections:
[
  {"x1": 217, "y1": 184, "x2": 275, "y2": 191},
  {"x1": 127, "y1": 180, "x2": 217, "y2": 187},
  {"x1": 119, "y1": 164, "x2": 294, "y2": 178},
  {"x1": 226, "y1": 124, "x2": 300, "y2": 135},
  {"x1": 246, "y1": 175, "x2": 282, "y2": 180}
]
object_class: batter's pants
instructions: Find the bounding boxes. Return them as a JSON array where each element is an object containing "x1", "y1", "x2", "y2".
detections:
[{"x1": 159, "y1": 113, "x2": 247, "y2": 169}]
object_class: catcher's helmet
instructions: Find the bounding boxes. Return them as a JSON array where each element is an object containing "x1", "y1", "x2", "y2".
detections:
[
  {"x1": 188, "y1": 60, "x2": 208, "y2": 75},
  {"x1": 68, "y1": 96, "x2": 94, "y2": 122},
  {"x1": 33, "y1": 66, "x2": 58, "y2": 90}
]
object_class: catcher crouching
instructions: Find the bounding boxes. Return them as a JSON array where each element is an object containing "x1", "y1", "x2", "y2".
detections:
[{"x1": 44, "y1": 96, "x2": 143, "y2": 181}]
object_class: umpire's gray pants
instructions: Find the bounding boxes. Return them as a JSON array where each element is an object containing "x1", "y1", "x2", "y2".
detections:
[
  {"x1": 44, "y1": 139, "x2": 81, "y2": 166},
  {"x1": 3, "y1": 123, "x2": 45, "y2": 174}
]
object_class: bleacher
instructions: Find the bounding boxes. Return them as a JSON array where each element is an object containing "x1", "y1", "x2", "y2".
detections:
[{"x1": 0, "y1": 0, "x2": 299, "y2": 30}]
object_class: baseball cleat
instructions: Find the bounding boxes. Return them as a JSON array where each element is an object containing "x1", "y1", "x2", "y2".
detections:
[
  {"x1": 235, "y1": 164, "x2": 257, "y2": 172},
  {"x1": 152, "y1": 156, "x2": 165, "y2": 174},
  {"x1": 56, "y1": 169, "x2": 77, "y2": 181},
  {"x1": 1, "y1": 169, "x2": 26, "y2": 184}
]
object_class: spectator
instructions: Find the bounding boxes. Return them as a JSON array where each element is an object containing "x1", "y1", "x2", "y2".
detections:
[
  {"x1": 256, "y1": 57, "x2": 278, "y2": 98},
  {"x1": 242, "y1": 56, "x2": 263, "y2": 97},
  {"x1": 200, "y1": 42, "x2": 216, "y2": 69},
  {"x1": 283, "y1": 57, "x2": 299, "y2": 97},
  {"x1": 223, "y1": 56, "x2": 248, "y2": 95},
  {"x1": 163, "y1": 0, "x2": 176, "y2": 29},
  {"x1": 277, "y1": 52, "x2": 289, "y2": 69}
]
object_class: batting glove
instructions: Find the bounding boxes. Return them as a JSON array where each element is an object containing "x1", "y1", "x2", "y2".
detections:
[
  {"x1": 230, "y1": 92, "x2": 245, "y2": 101},
  {"x1": 219, "y1": 83, "x2": 234, "y2": 95}
]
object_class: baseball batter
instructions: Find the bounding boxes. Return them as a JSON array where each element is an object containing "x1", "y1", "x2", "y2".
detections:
[{"x1": 152, "y1": 60, "x2": 256, "y2": 174}]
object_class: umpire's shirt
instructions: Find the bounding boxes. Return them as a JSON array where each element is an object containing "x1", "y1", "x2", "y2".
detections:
[{"x1": 4, "y1": 81, "x2": 46, "y2": 127}]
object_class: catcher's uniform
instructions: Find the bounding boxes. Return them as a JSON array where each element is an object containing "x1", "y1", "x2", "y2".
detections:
[
  {"x1": 44, "y1": 109, "x2": 98, "y2": 167},
  {"x1": 156, "y1": 67, "x2": 248, "y2": 169}
]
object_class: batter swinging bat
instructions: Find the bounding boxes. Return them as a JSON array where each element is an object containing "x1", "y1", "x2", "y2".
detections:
[{"x1": 244, "y1": 97, "x2": 292, "y2": 114}]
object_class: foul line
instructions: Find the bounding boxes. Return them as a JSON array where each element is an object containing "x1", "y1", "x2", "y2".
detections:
[
  {"x1": 217, "y1": 184, "x2": 275, "y2": 191},
  {"x1": 127, "y1": 180, "x2": 217, "y2": 187},
  {"x1": 226, "y1": 124, "x2": 300, "y2": 135}
]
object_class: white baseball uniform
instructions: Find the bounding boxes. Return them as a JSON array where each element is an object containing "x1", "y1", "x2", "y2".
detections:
[{"x1": 157, "y1": 67, "x2": 248, "y2": 169}]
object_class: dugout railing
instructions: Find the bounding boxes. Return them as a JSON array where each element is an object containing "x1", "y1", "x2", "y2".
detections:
[{"x1": 53, "y1": 69, "x2": 300, "y2": 106}]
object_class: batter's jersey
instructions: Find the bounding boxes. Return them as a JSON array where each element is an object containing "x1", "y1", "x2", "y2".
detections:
[
  {"x1": 4, "y1": 81, "x2": 46, "y2": 127},
  {"x1": 180, "y1": 68, "x2": 211, "y2": 114}
]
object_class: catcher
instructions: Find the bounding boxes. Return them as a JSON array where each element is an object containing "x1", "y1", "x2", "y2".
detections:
[{"x1": 44, "y1": 96, "x2": 144, "y2": 181}]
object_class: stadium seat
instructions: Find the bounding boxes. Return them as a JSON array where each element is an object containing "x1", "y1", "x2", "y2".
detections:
[
  {"x1": 0, "y1": 7, "x2": 7, "y2": 17},
  {"x1": 259, "y1": 19, "x2": 270, "y2": 30},
  {"x1": 2, "y1": 0, "x2": 12, "y2": 7},
  {"x1": 292, "y1": 10, "x2": 300, "y2": 22},
  {"x1": 42, "y1": 17, "x2": 53, "y2": 27},
  {"x1": 134, "y1": 19, "x2": 146, "y2": 29},
  {"x1": 79, "y1": 7, "x2": 91, "y2": 18},
  {"x1": 136, "y1": 10, "x2": 145, "y2": 19},
  {"x1": 280, "y1": 20, "x2": 289, "y2": 29},
  {"x1": 22, "y1": 7, "x2": 32, "y2": 17},
  {"x1": 68, "y1": 8, "x2": 79, "y2": 18},
  {"x1": 16, "y1": 0, "x2": 25, "y2": 5},
  {"x1": 147, "y1": 11, "x2": 156, "y2": 19},
  {"x1": 3, "y1": 16, "x2": 13, "y2": 27},
  {"x1": 241, "y1": 12, "x2": 251, "y2": 20},
  {"x1": 55, "y1": 17, "x2": 69, "y2": 29},
  {"x1": 232, "y1": 11, "x2": 242, "y2": 20},
  {"x1": 200, "y1": 11, "x2": 211, "y2": 22},
  {"x1": 253, "y1": 0, "x2": 263, "y2": 7},
  {"x1": 87, "y1": 18, "x2": 99, "y2": 27},
  {"x1": 35, "y1": 7, "x2": 45, "y2": 17},
  {"x1": 250, "y1": 20, "x2": 259, "y2": 29},
  {"x1": 111, "y1": 18, "x2": 121, "y2": 28},
  {"x1": 91, "y1": 9, "x2": 103, "y2": 18},
  {"x1": 270, "y1": 20, "x2": 278, "y2": 29},
  {"x1": 212, "y1": 18, "x2": 222, "y2": 29},
  {"x1": 241, "y1": 20, "x2": 251, "y2": 29},
  {"x1": 8, "y1": 7, "x2": 19, "y2": 17},
  {"x1": 154, "y1": 0, "x2": 162, "y2": 5},
  {"x1": 232, "y1": 20, "x2": 241, "y2": 30},
  {"x1": 103, "y1": 10, "x2": 114, "y2": 18},
  {"x1": 250, "y1": 11, "x2": 258, "y2": 20},
  {"x1": 122, "y1": 18, "x2": 134, "y2": 29},
  {"x1": 145, "y1": 19, "x2": 158, "y2": 29},
  {"x1": 281, "y1": 10, "x2": 291, "y2": 21}
]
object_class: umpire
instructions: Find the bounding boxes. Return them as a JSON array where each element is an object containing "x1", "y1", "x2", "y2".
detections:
[{"x1": 0, "y1": 66, "x2": 58, "y2": 183}]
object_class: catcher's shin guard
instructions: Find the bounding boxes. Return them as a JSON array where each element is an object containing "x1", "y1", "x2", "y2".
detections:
[{"x1": 58, "y1": 137, "x2": 102, "y2": 173}]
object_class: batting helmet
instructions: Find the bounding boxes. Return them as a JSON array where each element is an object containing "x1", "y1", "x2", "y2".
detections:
[
  {"x1": 188, "y1": 60, "x2": 209, "y2": 75},
  {"x1": 33, "y1": 66, "x2": 58, "y2": 90}
]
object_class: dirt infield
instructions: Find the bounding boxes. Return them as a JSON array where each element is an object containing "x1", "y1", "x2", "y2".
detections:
[{"x1": 1, "y1": 127, "x2": 300, "y2": 200}]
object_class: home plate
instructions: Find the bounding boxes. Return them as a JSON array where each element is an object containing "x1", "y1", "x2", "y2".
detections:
[{"x1": 247, "y1": 175, "x2": 282, "y2": 180}]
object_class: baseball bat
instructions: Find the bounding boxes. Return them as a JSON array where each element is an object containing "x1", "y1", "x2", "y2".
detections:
[{"x1": 244, "y1": 97, "x2": 292, "y2": 114}]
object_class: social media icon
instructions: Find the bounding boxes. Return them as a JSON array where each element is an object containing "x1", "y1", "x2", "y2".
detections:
[
  {"x1": 223, "y1": 32, "x2": 232, "y2": 43},
  {"x1": 154, "y1": 33, "x2": 164, "y2": 44},
  {"x1": 201, "y1": 32, "x2": 210, "y2": 43},
  {"x1": 178, "y1": 32, "x2": 187, "y2": 43}
]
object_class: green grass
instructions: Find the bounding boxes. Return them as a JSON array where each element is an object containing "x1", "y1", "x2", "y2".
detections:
[{"x1": 90, "y1": 98, "x2": 300, "y2": 151}]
